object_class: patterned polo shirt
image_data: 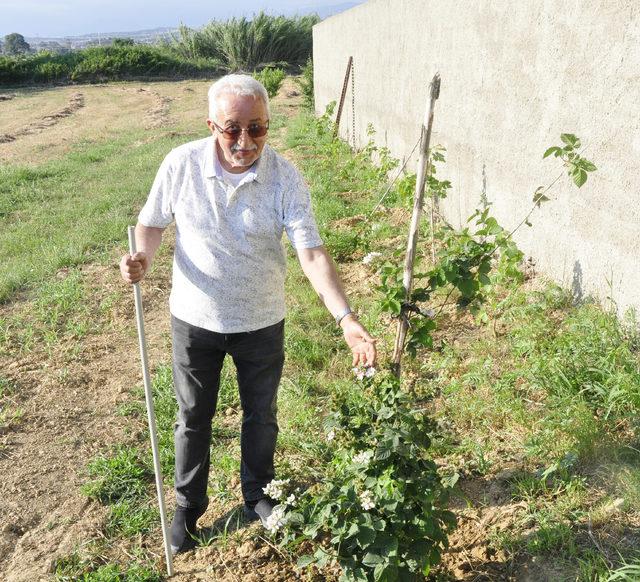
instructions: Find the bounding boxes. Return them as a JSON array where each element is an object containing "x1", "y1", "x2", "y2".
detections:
[{"x1": 138, "y1": 136, "x2": 323, "y2": 333}]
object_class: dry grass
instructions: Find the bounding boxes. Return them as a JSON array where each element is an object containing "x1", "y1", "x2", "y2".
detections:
[{"x1": 0, "y1": 80, "x2": 215, "y2": 165}]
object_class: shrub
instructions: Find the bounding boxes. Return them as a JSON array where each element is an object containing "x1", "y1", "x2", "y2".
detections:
[
  {"x1": 279, "y1": 373, "x2": 456, "y2": 581},
  {"x1": 171, "y1": 12, "x2": 319, "y2": 71},
  {"x1": 296, "y1": 57, "x2": 314, "y2": 108},
  {"x1": 0, "y1": 44, "x2": 220, "y2": 85},
  {"x1": 255, "y1": 66, "x2": 285, "y2": 98}
]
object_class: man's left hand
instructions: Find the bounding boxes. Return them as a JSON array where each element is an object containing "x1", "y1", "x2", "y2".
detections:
[{"x1": 341, "y1": 315, "x2": 377, "y2": 367}]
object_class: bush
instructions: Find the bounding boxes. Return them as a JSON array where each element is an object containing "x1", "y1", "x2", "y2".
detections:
[
  {"x1": 171, "y1": 12, "x2": 319, "y2": 71},
  {"x1": 296, "y1": 57, "x2": 314, "y2": 109},
  {"x1": 280, "y1": 373, "x2": 456, "y2": 581},
  {"x1": 0, "y1": 44, "x2": 220, "y2": 85},
  {"x1": 254, "y1": 66, "x2": 285, "y2": 98}
]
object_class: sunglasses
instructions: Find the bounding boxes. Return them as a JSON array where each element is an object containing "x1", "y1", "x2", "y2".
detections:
[{"x1": 213, "y1": 121, "x2": 269, "y2": 140}]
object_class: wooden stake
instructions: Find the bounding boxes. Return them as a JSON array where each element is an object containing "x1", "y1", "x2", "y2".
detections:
[
  {"x1": 333, "y1": 56, "x2": 353, "y2": 139},
  {"x1": 391, "y1": 74, "x2": 441, "y2": 378}
]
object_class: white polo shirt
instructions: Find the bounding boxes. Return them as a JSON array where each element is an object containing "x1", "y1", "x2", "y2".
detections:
[{"x1": 138, "y1": 136, "x2": 323, "y2": 333}]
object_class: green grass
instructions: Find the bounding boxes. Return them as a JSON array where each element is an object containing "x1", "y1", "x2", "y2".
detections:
[
  {"x1": 55, "y1": 554, "x2": 162, "y2": 582},
  {"x1": 81, "y1": 446, "x2": 152, "y2": 504},
  {"x1": 105, "y1": 499, "x2": 159, "y2": 538},
  {"x1": 0, "y1": 130, "x2": 194, "y2": 303}
]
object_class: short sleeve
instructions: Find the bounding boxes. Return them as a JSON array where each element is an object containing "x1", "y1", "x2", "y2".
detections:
[
  {"x1": 138, "y1": 153, "x2": 176, "y2": 228},
  {"x1": 282, "y1": 168, "x2": 323, "y2": 249}
]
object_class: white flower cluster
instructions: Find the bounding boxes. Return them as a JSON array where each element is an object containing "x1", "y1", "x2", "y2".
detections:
[
  {"x1": 353, "y1": 449, "x2": 374, "y2": 466},
  {"x1": 362, "y1": 252, "x2": 382, "y2": 265},
  {"x1": 264, "y1": 505, "x2": 287, "y2": 534},
  {"x1": 262, "y1": 478, "x2": 290, "y2": 501},
  {"x1": 359, "y1": 490, "x2": 375, "y2": 511},
  {"x1": 353, "y1": 366, "x2": 376, "y2": 380},
  {"x1": 327, "y1": 429, "x2": 336, "y2": 442}
]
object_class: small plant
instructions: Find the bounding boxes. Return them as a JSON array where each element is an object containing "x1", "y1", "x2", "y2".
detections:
[
  {"x1": 105, "y1": 498, "x2": 158, "y2": 537},
  {"x1": 279, "y1": 372, "x2": 455, "y2": 581},
  {"x1": 54, "y1": 554, "x2": 161, "y2": 582},
  {"x1": 81, "y1": 446, "x2": 151, "y2": 503},
  {"x1": 376, "y1": 134, "x2": 596, "y2": 357},
  {"x1": 543, "y1": 133, "x2": 597, "y2": 188},
  {"x1": 254, "y1": 66, "x2": 286, "y2": 98},
  {"x1": 296, "y1": 57, "x2": 314, "y2": 108}
]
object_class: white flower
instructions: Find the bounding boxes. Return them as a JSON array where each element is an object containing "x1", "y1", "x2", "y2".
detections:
[
  {"x1": 285, "y1": 493, "x2": 296, "y2": 506},
  {"x1": 362, "y1": 252, "x2": 382, "y2": 265},
  {"x1": 359, "y1": 490, "x2": 375, "y2": 511},
  {"x1": 327, "y1": 429, "x2": 336, "y2": 442},
  {"x1": 353, "y1": 450, "x2": 374, "y2": 466},
  {"x1": 353, "y1": 366, "x2": 375, "y2": 380},
  {"x1": 262, "y1": 478, "x2": 290, "y2": 501},
  {"x1": 264, "y1": 505, "x2": 287, "y2": 534}
]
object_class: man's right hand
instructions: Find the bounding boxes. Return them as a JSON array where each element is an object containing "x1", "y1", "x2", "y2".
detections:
[{"x1": 120, "y1": 252, "x2": 149, "y2": 285}]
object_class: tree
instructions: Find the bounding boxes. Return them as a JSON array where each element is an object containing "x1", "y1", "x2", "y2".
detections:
[{"x1": 4, "y1": 33, "x2": 30, "y2": 55}]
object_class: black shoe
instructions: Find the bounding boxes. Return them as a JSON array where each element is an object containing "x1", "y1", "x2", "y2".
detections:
[
  {"x1": 170, "y1": 501, "x2": 208, "y2": 554},
  {"x1": 243, "y1": 498, "x2": 276, "y2": 527}
]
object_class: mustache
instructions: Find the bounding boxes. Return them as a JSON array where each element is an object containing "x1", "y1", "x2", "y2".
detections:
[{"x1": 231, "y1": 143, "x2": 258, "y2": 153}]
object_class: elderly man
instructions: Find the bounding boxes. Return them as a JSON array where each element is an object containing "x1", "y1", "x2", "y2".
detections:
[{"x1": 120, "y1": 74, "x2": 376, "y2": 554}]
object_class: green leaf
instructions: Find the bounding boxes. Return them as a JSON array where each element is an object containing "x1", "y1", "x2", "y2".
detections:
[
  {"x1": 356, "y1": 525, "x2": 377, "y2": 547},
  {"x1": 347, "y1": 522, "x2": 360, "y2": 537},
  {"x1": 457, "y1": 278, "x2": 475, "y2": 298},
  {"x1": 580, "y1": 159, "x2": 597, "y2": 172},
  {"x1": 573, "y1": 168, "x2": 588, "y2": 188},
  {"x1": 297, "y1": 555, "x2": 315, "y2": 568},
  {"x1": 533, "y1": 191, "x2": 550, "y2": 207},
  {"x1": 543, "y1": 146, "x2": 562, "y2": 159},
  {"x1": 362, "y1": 552, "x2": 385, "y2": 567},
  {"x1": 314, "y1": 548, "x2": 331, "y2": 568},
  {"x1": 560, "y1": 133, "x2": 580, "y2": 148}
]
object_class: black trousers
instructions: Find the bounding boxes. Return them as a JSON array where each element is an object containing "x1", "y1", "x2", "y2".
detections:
[{"x1": 171, "y1": 316, "x2": 285, "y2": 508}]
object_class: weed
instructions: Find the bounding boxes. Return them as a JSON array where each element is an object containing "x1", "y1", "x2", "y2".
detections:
[
  {"x1": 54, "y1": 553, "x2": 162, "y2": 582},
  {"x1": 105, "y1": 498, "x2": 159, "y2": 538},
  {"x1": 254, "y1": 66, "x2": 286, "y2": 98},
  {"x1": 147, "y1": 364, "x2": 178, "y2": 478},
  {"x1": 0, "y1": 375, "x2": 15, "y2": 400},
  {"x1": 82, "y1": 446, "x2": 151, "y2": 503},
  {"x1": 604, "y1": 559, "x2": 640, "y2": 581}
]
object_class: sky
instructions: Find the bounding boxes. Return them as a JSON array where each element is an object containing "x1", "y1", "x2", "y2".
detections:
[{"x1": 0, "y1": 0, "x2": 364, "y2": 38}]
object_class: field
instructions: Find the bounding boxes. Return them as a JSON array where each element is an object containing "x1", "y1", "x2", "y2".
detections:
[{"x1": 1, "y1": 77, "x2": 640, "y2": 582}]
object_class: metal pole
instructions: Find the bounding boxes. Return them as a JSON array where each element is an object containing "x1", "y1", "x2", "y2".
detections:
[
  {"x1": 127, "y1": 226, "x2": 174, "y2": 577},
  {"x1": 391, "y1": 74, "x2": 441, "y2": 378}
]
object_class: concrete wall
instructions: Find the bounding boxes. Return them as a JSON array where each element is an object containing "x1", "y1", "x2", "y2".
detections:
[{"x1": 313, "y1": 0, "x2": 640, "y2": 316}]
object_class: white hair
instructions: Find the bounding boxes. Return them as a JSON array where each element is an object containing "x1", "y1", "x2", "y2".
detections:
[{"x1": 208, "y1": 74, "x2": 270, "y2": 120}]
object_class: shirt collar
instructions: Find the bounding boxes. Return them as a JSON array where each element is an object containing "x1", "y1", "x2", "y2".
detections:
[{"x1": 204, "y1": 136, "x2": 267, "y2": 184}]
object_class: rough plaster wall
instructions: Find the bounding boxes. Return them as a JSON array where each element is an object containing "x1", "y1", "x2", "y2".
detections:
[{"x1": 314, "y1": 0, "x2": 640, "y2": 316}]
